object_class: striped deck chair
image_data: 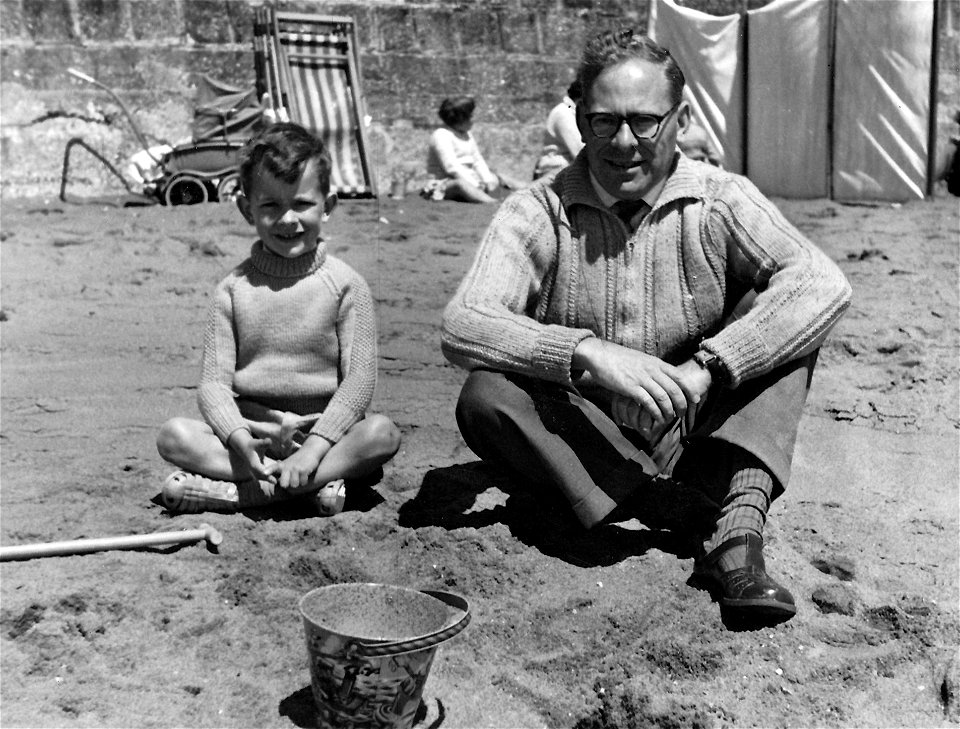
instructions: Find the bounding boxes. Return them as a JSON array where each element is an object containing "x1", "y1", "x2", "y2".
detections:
[{"x1": 253, "y1": 8, "x2": 377, "y2": 198}]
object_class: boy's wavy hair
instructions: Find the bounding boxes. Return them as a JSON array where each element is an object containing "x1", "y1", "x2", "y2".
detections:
[
  {"x1": 238, "y1": 122, "x2": 333, "y2": 197},
  {"x1": 438, "y1": 96, "x2": 477, "y2": 128},
  {"x1": 576, "y1": 29, "x2": 685, "y2": 106}
]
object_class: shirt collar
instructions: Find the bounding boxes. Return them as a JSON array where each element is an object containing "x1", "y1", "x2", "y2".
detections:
[{"x1": 558, "y1": 149, "x2": 706, "y2": 214}]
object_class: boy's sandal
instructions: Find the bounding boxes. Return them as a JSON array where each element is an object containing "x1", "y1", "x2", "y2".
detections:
[{"x1": 313, "y1": 479, "x2": 346, "y2": 516}]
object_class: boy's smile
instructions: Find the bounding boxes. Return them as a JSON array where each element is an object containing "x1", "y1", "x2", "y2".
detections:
[{"x1": 238, "y1": 158, "x2": 337, "y2": 259}]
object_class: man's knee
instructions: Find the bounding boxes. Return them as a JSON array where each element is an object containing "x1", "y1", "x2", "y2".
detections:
[{"x1": 455, "y1": 369, "x2": 512, "y2": 426}]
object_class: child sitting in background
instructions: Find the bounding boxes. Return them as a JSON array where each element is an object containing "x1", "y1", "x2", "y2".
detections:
[
  {"x1": 156, "y1": 122, "x2": 400, "y2": 515},
  {"x1": 421, "y1": 96, "x2": 501, "y2": 204}
]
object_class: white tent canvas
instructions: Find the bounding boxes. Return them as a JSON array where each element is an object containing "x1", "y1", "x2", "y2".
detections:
[{"x1": 649, "y1": 0, "x2": 936, "y2": 201}]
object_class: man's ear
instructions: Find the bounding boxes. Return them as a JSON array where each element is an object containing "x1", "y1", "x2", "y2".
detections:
[
  {"x1": 575, "y1": 102, "x2": 589, "y2": 143},
  {"x1": 675, "y1": 100, "x2": 692, "y2": 137},
  {"x1": 322, "y1": 192, "x2": 338, "y2": 221},
  {"x1": 236, "y1": 193, "x2": 254, "y2": 225}
]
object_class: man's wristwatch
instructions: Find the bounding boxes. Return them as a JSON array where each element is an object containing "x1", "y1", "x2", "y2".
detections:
[{"x1": 693, "y1": 348, "x2": 727, "y2": 385}]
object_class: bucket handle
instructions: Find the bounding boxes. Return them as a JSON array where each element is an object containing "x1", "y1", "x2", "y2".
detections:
[{"x1": 348, "y1": 590, "x2": 471, "y2": 658}]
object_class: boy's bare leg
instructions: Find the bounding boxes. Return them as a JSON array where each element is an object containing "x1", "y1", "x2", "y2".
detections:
[
  {"x1": 157, "y1": 417, "x2": 266, "y2": 482},
  {"x1": 298, "y1": 414, "x2": 401, "y2": 493},
  {"x1": 158, "y1": 414, "x2": 400, "y2": 493}
]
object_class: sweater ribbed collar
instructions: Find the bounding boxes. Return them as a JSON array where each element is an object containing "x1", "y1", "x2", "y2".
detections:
[
  {"x1": 249, "y1": 239, "x2": 327, "y2": 278},
  {"x1": 558, "y1": 151, "x2": 707, "y2": 215}
]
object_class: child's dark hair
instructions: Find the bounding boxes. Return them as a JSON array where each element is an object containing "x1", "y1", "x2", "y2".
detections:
[
  {"x1": 438, "y1": 96, "x2": 476, "y2": 128},
  {"x1": 238, "y1": 122, "x2": 332, "y2": 196}
]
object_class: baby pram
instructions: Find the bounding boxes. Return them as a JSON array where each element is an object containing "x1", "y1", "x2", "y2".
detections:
[{"x1": 61, "y1": 70, "x2": 264, "y2": 205}]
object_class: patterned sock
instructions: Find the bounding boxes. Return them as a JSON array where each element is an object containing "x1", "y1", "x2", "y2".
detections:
[{"x1": 703, "y1": 451, "x2": 774, "y2": 571}]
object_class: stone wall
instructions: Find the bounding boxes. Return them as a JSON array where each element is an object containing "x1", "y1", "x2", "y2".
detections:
[{"x1": 0, "y1": 0, "x2": 955, "y2": 199}]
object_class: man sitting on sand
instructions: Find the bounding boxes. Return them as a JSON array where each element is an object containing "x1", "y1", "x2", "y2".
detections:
[
  {"x1": 157, "y1": 122, "x2": 400, "y2": 515},
  {"x1": 441, "y1": 29, "x2": 851, "y2": 622}
]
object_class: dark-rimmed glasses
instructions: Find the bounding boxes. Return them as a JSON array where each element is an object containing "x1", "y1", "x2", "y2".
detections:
[{"x1": 585, "y1": 102, "x2": 680, "y2": 141}]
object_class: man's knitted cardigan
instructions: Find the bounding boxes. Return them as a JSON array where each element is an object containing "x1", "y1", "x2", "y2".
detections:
[
  {"x1": 198, "y1": 239, "x2": 377, "y2": 445},
  {"x1": 441, "y1": 152, "x2": 851, "y2": 389}
]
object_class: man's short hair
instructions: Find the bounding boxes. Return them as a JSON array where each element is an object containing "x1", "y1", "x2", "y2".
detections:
[
  {"x1": 438, "y1": 96, "x2": 477, "y2": 127},
  {"x1": 238, "y1": 122, "x2": 332, "y2": 197},
  {"x1": 577, "y1": 29, "x2": 685, "y2": 106}
]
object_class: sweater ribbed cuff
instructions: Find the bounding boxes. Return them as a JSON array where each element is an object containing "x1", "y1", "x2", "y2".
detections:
[
  {"x1": 702, "y1": 322, "x2": 771, "y2": 388},
  {"x1": 533, "y1": 326, "x2": 595, "y2": 386},
  {"x1": 307, "y1": 402, "x2": 362, "y2": 444}
]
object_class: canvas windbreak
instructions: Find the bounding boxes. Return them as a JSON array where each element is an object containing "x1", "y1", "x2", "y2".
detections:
[{"x1": 650, "y1": 0, "x2": 936, "y2": 201}]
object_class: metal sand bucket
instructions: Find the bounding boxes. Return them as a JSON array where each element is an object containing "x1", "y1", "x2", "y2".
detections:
[{"x1": 299, "y1": 583, "x2": 470, "y2": 729}]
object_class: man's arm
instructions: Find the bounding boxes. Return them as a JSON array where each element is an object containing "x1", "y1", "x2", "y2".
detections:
[
  {"x1": 440, "y1": 190, "x2": 594, "y2": 385},
  {"x1": 699, "y1": 176, "x2": 852, "y2": 387}
]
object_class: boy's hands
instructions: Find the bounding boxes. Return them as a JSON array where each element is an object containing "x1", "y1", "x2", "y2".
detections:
[
  {"x1": 228, "y1": 428, "x2": 278, "y2": 489},
  {"x1": 276, "y1": 434, "x2": 332, "y2": 492}
]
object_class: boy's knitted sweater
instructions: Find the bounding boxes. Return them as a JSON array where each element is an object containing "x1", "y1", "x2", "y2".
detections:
[
  {"x1": 198, "y1": 239, "x2": 377, "y2": 445},
  {"x1": 441, "y1": 153, "x2": 851, "y2": 389}
]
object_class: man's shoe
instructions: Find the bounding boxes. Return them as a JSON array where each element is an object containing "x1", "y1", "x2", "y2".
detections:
[
  {"x1": 694, "y1": 533, "x2": 797, "y2": 618},
  {"x1": 161, "y1": 470, "x2": 278, "y2": 513}
]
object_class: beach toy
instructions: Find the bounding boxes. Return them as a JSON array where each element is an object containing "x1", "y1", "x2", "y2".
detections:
[
  {"x1": 299, "y1": 583, "x2": 470, "y2": 728},
  {"x1": 0, "y1": 524, "x2": 223, "y2": 561}
]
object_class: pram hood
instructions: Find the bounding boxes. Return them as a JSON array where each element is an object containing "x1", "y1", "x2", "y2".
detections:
[{"x1": 191, "y1": 75, "x2": 264, "y2": 145}]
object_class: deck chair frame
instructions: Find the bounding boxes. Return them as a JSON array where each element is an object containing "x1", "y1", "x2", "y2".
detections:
[{"x1": 253, "y1": 7, "x2": 378, "y2": 198}]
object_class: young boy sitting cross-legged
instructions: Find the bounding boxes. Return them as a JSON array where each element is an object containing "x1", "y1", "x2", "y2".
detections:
[{"x1": 156, "y1": 122, "x2": 400, "y2": 516}]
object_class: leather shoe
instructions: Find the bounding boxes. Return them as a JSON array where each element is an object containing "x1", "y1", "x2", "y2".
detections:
[{"x1": 694, "y1": 533, "x2": 797, "y2": 618}]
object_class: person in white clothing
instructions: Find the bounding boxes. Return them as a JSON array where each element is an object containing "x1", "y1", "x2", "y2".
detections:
[
  {"x1": 421, "y1": 96, "x2": 501, "y2": 204},
  {"x1": 532, "y1": 80, "x2": 585, "y2": 180}
]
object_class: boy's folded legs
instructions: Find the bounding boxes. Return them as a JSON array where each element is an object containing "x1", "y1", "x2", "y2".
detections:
[{"x1": 162, "y1": 470, "x2": 348, "y2": 516}]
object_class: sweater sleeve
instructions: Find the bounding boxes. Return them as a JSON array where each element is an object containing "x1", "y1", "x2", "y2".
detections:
[
  {"x1": 441, "y1": 189, "x2": 595, "y2": 385},
  {"x1": 307, "y1": 269, "x2": 377, "y2": 442},
  {"x1": 700, "y1": 176, "x2": 852, "y2": 387},
  {"x1": 197, "y1": 276, "x2": 248, "y2": 442}
]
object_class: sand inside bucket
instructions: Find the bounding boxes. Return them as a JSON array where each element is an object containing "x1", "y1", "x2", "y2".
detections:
[{"x1": 300, "y1": 583, "x2": 454, "y2": 642}]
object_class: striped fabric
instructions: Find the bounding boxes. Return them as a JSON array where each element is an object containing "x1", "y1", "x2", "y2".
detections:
[{"x1": 253, "y1": 9, "x2": 376, "y2": 198}]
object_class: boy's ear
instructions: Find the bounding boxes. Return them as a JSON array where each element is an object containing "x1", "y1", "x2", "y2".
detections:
[
  {"x1": 322, "y1": 192, "x2": 338, "y2": 221},
  {"x1": 236, "y1": 193, "x2": 254, "y2": 224}
]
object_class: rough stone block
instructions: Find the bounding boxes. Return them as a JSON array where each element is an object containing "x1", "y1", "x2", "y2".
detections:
[
  {"x1": 184, "y1": 0, "x2": 246, "y2": 44},
  {"x1": 497, "y1": 9, "x2": 542, "y2": 55},
  {"x1": 0, "y1": 0, "x2": 26, "y2": 40},
  {"x1": 408, "y1": 7, "x2": 461, "y2": 54},
  {"x1": 376, "y1": 7, "x2": 421, "y2": 53},
  {"x1": 77, "y1": 0, "x2": 129, "y2": 42},
  {"x1": 21, "y1": 0, "x2": 75, "y2": 42},
  {"x1": 128, "y1": 0, "x2": 185, "y2": 41},
  {"x1": 454, "y1": 8, "x2": 502, "y2": 52}
]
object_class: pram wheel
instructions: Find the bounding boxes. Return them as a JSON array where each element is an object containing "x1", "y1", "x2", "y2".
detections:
[
  {"x1": 164, "y1": 174, "x2": 209, "y2": 206},
  {"x1": 216, "y1": 173, "x2": 241, "y2": 203}
]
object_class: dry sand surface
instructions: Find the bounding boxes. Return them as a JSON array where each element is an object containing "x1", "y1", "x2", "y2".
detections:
[{"x1": 0, "y1": 191, "x2": 958, "y2": 728}]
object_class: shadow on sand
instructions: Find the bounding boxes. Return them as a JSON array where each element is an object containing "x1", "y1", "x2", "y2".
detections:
[{"x1": 399, "y1": 461, "x2": 701, "y2": 568}]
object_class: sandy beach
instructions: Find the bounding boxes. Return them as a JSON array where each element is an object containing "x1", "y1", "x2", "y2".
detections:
[{"x1": 0, "y1": 191, "x2": 957, "y2": 728}]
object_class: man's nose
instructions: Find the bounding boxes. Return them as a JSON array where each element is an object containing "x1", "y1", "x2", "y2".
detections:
[{"x1": 611, "y1": 119, "x2": 637, "y2": 147}]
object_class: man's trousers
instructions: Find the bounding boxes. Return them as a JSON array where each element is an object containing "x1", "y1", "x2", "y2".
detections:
[{"x1": 454, "y1": 352, "x2": 817, "y2": 538}]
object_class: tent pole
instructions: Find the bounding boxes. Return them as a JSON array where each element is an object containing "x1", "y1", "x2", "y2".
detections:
[
  {"x1": 741, "y1": 0, "x2": 749, "y2": 178},
  {"x1": 826, "y1": 0, "x2": 837, "y2": 200},
  {"x1": 927, "y1": 0, "x2": 941, "y2": 197}
]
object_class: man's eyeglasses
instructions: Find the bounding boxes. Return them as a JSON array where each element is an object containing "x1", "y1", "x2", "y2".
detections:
[{"x1": 585, "y1": 102, "x2": 680, "y2": 141}]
